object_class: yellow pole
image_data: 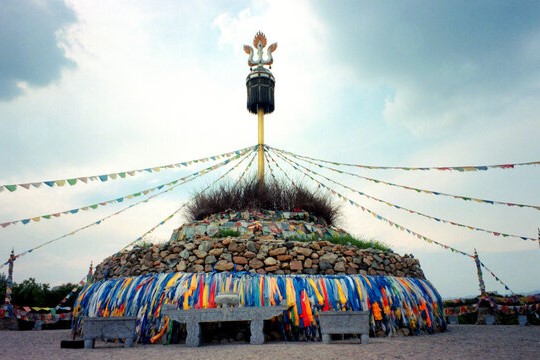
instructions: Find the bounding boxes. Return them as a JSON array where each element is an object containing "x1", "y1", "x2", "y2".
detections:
[{"x1": 257, "y1": 107, "x2": 265, "y2": 185}]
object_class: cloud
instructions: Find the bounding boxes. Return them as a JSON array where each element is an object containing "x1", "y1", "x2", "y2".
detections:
[
  {"x1": 0, "y1": 0, "x2": 77, "y2": 101},
  {"x1": 312, "y1": 0, "x2": 540, "y2": 136}
]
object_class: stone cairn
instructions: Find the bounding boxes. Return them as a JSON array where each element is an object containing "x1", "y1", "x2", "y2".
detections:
[{"x1": 94, "y1": 210, "x2": 424, "y2": 281}]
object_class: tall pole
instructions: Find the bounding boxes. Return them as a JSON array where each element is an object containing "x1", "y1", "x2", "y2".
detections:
[
  {"x1": 4, "y1": 249, "x2": 15, "y2": 306},
  {"x1": 245, "y1": 31, "x2": 277, "y2": 188},
  {"x1": 258, "y1": 108, "x2": 265, "y2": 184},
  {"x1": 473, "y1": 248, "x2": 487, "y2": 297}
]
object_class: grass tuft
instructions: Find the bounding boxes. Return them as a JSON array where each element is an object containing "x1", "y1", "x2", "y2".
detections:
[
  {"x1": 289, "y1": 234, "x2": 392, "y2": 252},
  {"x1": 213, "y1": 229, "x2": 241, "y2": 238},
  {"x1": 186, "y1": 177, "x2": 340, "y2": 225}
]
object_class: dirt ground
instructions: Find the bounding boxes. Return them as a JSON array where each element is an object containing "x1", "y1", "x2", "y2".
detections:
[{"x1": 1, "y1": 325, "x2": 538, "y2": 360}]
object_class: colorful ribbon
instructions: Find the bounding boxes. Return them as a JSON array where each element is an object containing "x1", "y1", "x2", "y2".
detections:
[{"x1": 72, "y1": 272, "x2": 446, "y2": 343}]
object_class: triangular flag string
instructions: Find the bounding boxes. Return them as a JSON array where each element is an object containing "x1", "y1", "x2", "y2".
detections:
[
  {"x1": 269, "y1": 149, "x2": 473, "y2": 258},
  {"x1": 120, "y1": 149, "x2": 257, "y2": 253},
  {"x1": 1, "y1": 145, "x2": 255, "y2": 192},
  {"x1": 0, "y1": 149, "x2": 255, "y2": 269},
  {"x1": 268, "y1": 145, "x2": 540, "y2": 212},
  {"x1": 270, "y1": 148, "x2": 536, "y2": 242},
  {"x1": 478, "y1": 261, "x2": 515, "y2": 295},
  {"x1": 0, "y1": 147, "x2": 256, "y2": 229},
  {"x1": 268, "y1": 145, "x2": 540, "y2": 172}
]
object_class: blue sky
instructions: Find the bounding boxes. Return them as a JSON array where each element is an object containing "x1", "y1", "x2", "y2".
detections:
[{"x1": 0, "y1": 0, "x2": 538, "y2": 298}]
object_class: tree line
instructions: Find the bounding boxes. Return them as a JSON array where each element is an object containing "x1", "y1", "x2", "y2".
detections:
[{"x1": 0, "y1": 273, "x2": 80, "y2": 308}]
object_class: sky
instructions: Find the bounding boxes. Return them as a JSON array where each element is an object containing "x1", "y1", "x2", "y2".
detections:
[{"x1": 0, "y1": 0, "x2": 538, "y2": 298}]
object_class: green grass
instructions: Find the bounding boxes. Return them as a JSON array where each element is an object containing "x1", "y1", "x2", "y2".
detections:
[
  {"x1": 289, "y1": 234, "x2": 392, "y2": 252},
  {"x1": 136, "y1": 240, "x2": 153, "y2": 248},
  {"x1": 213, "y1": 228, "x2": 241, "y2": 238}
]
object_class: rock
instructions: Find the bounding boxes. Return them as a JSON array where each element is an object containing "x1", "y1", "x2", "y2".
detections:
[
  {"x1": 246, "y1": 241, "x2": 258, "y2": 253},
  {"x1": 214, "y1": 260, "x2": 234, "y2": 271},
  {"x1": 269, "y1": 247, "x2": 287, "y2": 256},
  {"x1": 185, "y1": 243, "x2": 196, "y2": 251},
  {"x1": 198, "y1": 241, "x2": 212, "y2": 252},
  {"x1": 205, "y1": 255, "x2": 217, "y2": 264},
  {"x1": 296, "y1": 247, "x2": 313, "y2": 257},
  {"x1": 334, "y1": 262, "x2": 346, "y2": 272},
  {"x1": 304, "y1": 258, "x2": 313, "y2": 268},
  {"x1": 319, "y1": 253, "x2": 338, "y2": 264},
  {"x1": 176, "y1": 261, "x2": 187, "y2": 271},
  {"x1": 249, "y1": 258, "x2": 264, "y2": 269},
  {"x1": 318, "y1": 261, "x2": 332, "y2": 271},
  {"x1": 277, "y1": 254, "x2": 292, "y2": 261},
  {"x1": 243, "y1": 251, "x2": 257, "y2": 259},
  {"x1": 265, "y1": 265, "x2": 279, "y2": 272},
  {"x1": 189, "y1": 264, "x2": 204, "y2": 272},
  {"x1": 164, "y1": 254, "x2": 177, "y2": 263},
  {"x1": 290, "y1": 260, "x2": 303, "y2": 271},
  {"x1": 209, "y1": 248, "x2": 223, "y2": 256},
  {"x1": 193, "y1": 250, "x2": 207, "y2": 259},
  {"x1": 220, "y1": 253, "x2": 232, "y2": 261},
  {"x1": 228, "y1": 241, "x2": 246, "y2": 253},
  {"x1": 233, "y1": 256, "x2": 248, "y2": 265},
  {"x1": 179, "y1": 249, "x2": 190, "y2": 260}
]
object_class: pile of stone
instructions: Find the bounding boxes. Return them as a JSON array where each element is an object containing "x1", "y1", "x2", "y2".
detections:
[
  {"x1": 94, "y1": 236, "x2": 424, "y2": 281},
  {"x1": 94, "y1": 209, "x2": 424, "y2": 281}
]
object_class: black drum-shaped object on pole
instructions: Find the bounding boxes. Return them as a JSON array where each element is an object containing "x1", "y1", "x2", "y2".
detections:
[{"x1": 246, "y1": 67, "x2": 275, "y2": 114}]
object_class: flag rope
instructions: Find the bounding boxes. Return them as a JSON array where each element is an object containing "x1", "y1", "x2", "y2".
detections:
[
  {"x1": 270, "y1": 148, "x2": 473, "y2": 257},
  {"x1": 268, "y1": 145, "x2": 540, "y2": 172},
  {"x1": 118, "y1": 148, "x2": 257, "y2": 253},
  {"x1": 0, "y1": 145, "x2": 255, "y2": 193},
  {"x1": 270, "y1": 148, "x2": 536, "y2": 242},
  {"x1": 0, "y1": 150, "x2": 252, "y2": 269},
  {"x1": 268, "y1": 146, "x2": 540, "y2": 212},
  {"x1": 1, "y1": 146, "x2": 257, "y2": 229},
  {"x1": 270, "y1": 149, "x2": 516, "y2": 295}
]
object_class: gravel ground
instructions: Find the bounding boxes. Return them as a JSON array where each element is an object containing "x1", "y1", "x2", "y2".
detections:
[{"x1": 1, "y1": 325, "x2": 539, "y2": 360}]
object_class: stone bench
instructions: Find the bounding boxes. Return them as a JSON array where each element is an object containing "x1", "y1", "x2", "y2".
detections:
[
  {"x1": 161, "y1": 304, "x2": 288, "y2": 346},
  {"x1": 317, "y1": 311, "x2": 370, "y2": 344},
  {"x1": 82, "y1": 316, "x2": 137, "y2": 349}
]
